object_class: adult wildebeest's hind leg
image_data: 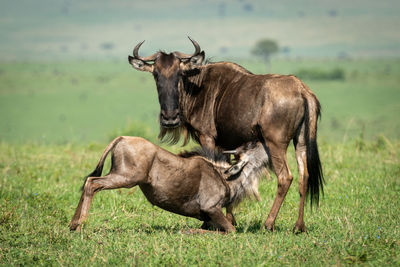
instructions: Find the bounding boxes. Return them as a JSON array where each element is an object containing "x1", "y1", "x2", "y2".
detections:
[
  {"x1": 69, "y1": 173, "x2": 136, "y2": 231},
  {"x1": 293, "y1": 125, "x2": 308, "y2": 233},
  {"x1": 262, "y1": 140, "x2": 293, "y2": 231}
]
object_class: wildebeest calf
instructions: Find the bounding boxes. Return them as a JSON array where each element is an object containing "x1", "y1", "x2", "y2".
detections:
[{"x1": 69, "y1": 136, "x2": 268, "y2": 232}]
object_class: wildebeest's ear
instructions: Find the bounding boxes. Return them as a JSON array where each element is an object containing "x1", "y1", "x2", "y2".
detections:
[
  {"x1": 190, "y1": 51, "x2": 205, "y2": 66},
  {"x1": 128, "y1": 56, "x2": 154, "y2": 72},
  {"x1": 224, "y1": 159, "x2": 248, "y2": 176}
]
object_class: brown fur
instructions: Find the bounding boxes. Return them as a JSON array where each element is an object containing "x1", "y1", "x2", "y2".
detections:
[
  {"x1": 69, "y1": 137, "x2": 268, "y2": 233},
  {"x1": 128, "y1": 40, "x2": 324, "y2": 232}
]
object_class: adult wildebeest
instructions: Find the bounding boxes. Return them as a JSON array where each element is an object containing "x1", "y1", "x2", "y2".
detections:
[
  {"x1": 128, "y1": 37, "x2": 324, "y2": 232},
  {"x1": 69, "y1": 136, "x2": 268, "y2": 232}
]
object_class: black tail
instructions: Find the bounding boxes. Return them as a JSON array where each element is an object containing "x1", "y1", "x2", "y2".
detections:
[
  {"x1": 80, "y1": 136, "x2": 123, "y2": 191},
  {"x1": 304, "y1": 97, "x2": 324, "y2": 208}
]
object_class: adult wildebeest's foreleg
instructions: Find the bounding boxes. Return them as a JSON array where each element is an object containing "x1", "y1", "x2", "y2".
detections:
[
  {"x1": 199, "y1": 134, "x2": 238, "y2": 226},
  {"x1": 199, "y1": 135, "x2": 215, "y2": 150},
  {"x1": 293, "y1": 126, "x2": 308, "y2": 233},
  {"x1": 69, "y1": 173, "x2": 136, "y2": 231},
  {"x1": 198, "y1": 134, "x2": 239, "y2": 228},
  {"x1": 263, "y1": 142, "x2": 293, "y2": 231}
]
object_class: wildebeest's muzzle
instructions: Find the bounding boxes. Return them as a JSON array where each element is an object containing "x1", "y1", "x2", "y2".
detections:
[{"x1": 156, "y1": 74, "x2": 181, "y2": 128}]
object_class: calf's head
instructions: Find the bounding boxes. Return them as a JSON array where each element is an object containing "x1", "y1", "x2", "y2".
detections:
[{"x1": 128, "y1": 37, "x2": 205, "y2": 128}]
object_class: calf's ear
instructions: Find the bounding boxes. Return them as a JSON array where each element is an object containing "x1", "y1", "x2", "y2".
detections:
[
  {"x1": 128, "y1": 56, "x2": 154, "y2": 72},
  {"x1": 225, "y1": 159, "x2": 248, "y2": 176}
]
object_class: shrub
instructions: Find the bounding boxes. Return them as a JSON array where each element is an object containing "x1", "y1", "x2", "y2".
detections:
[{"x1": 295, "y1": 68, "x2": 345, "y2": 80}]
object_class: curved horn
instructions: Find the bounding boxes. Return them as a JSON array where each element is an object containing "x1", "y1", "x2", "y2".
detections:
[
  {"x1": 132, "y1": 40, "x2": 160, "y2": 62},
  {"x1": 173, "y1": 36, "x2": 201, "y2": 59}
]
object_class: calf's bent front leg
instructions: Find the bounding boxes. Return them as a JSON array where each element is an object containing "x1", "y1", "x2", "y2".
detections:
[{"x1": 204, "y1": 207, "x2": 236, "y2": 233}]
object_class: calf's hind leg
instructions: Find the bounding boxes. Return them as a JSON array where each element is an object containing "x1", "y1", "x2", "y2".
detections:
[{"x1": 69, "y1": 173, "x2": 136, "y2": 231}]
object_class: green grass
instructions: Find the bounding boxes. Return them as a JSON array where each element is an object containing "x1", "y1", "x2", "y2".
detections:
[
  {"x1": 248, "y1": 58, "x2": 400, "y2": 141},
  {"x1": 0, "y1": 140, "x2": 399, "y2": 265},
  {"x1": 0, "y1": 58, "x2": 399, "y2": 265},
  {"x1": 0, "y1": 61, "x2": 160, "y2": 144},
  {"x1": 1, "y1": 59, "x2": 399, "y2": 144}
]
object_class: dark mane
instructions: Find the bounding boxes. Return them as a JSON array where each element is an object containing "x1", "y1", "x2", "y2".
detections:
[
  {"x1": 159, "y1": 61, "x2": 252, "y2": 146},
  {"x1": 178, "y1": 147, "x2": 226, "y2": 163},
  {"x1": 204, "y1": 57, "x2": 215, "y2": 64},
  {"x1": 203, "y1": 58, "x2": 252, "y2": 75},
  {"x1": 204, "y1": 61, "x2": 253, "y2": 75}
]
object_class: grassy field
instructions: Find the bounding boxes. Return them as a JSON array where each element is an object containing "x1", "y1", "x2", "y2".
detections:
[
  {"x1": 0, "y1": 59, "x2": 399, "y2": 144},
  {"x1": 0, "y1": 59, "x2": 399, "y2": 265},
  {"x1": 0, "y1": 139, "x2": 399, "y2": 265},
  {"x1": 2, "y1": 1, "x2": 399, "y2": 60}
]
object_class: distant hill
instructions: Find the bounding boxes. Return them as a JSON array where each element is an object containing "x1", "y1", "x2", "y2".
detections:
[{"x1": 0, "y1": 0, "x2": 399, "y2": 61}]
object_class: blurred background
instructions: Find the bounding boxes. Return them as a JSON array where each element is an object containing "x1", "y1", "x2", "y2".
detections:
[{"x1": 0, "y1": 0, "x2": 399, "y2": 144}]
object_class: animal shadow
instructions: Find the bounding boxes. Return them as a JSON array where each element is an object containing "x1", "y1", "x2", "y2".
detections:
[{"x1": 236, "y1": 220, "x2": 282, "y2": 233}]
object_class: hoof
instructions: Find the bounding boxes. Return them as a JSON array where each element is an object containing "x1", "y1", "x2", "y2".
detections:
[
  {"x1": 264, "y1": 223, "x2": 274, "y2": 232},
  {"x1": 224, "y1": 226, "x2": 236, "y2": 233},
  {"x1": 201, "y1": 221, "x2": 213, "y2": 230},
  {"x1": 225, "y1": 214, "x2": 237, "y2": 226},
  {"x1": 293, "y1": 224, "x2": 306, "y2": 234},
  {"x1": 201, "y1": 221, "x2": 235, "y2": 233},
  {"x1": 69, "y1": 222, "x2": 81, "y2": 231}
]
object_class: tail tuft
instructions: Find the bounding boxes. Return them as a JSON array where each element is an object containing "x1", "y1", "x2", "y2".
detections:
[
  {"x1": 306, "y1": 138, "x2": 324, "y2": 208},
  {"x1": 80, "y1": 136, "x2": 123, "y2": 191},
  {"x1": 303, "y1": 96, "x2": 324, "y2": 208}
]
